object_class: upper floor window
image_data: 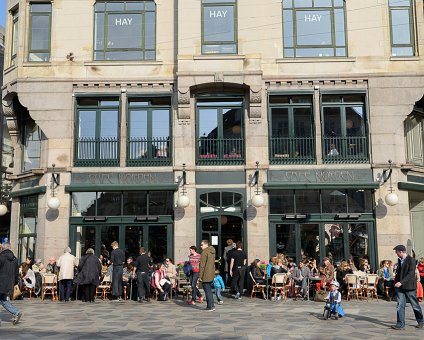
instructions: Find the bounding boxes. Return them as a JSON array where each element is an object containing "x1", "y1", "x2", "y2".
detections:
[
  {"x1": 283, "y1": 0, "x2": 347, "y2": 58},
  {"x1": 405, "y1": 114, "x2": 424, "y2": 165},
  {"x1": 269, "y1": 95, "x2": 315, "y2": 164},
  {"x1": 28, "y1": 3, "x2": 52, "y2": 62},
  {"x1": 75, "y1": 97, "x2": 120, "y2": 166},
  {"x1": 11, "y1": 9, "x2": 19, "y2": 65},
  {"x1": 94, "y1": 1, "x2": 156, "y2": 60},
  {"x1": 196, "y1": 99, "x2": 244, "y2": 165},
  {"x1": 202, "y1": 0, "x2": 237, "y2": 54},
  {"x1": 321, "y1": 94, "x2": 368, "y2": 163},
  {"x1": 21, "y1": 122, "x2": 43, "y2": 172},
  {"x1": 127, "y1": 97, "x2": 172, "y2": 166},
  {"x1": 389, "y1": 0, "x2": 415, "y2": 57}
]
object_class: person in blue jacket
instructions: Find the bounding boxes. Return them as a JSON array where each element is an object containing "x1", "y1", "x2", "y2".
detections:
[{"x1": 213, "y1": 269, "x2": 225, "y2": 304}]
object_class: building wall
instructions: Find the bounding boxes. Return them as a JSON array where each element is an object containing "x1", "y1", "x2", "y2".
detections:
[{"x1": 2, "y1": 0, "x2": 424, "y2": 265}]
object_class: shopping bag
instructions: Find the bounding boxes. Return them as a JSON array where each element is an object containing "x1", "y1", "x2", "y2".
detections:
[
  {"x1": 315, "y1": 289, "x2": 327, "y2": 302},
  {"x1": 13, "y1": 285, "x2": 22, "y2": 300}
]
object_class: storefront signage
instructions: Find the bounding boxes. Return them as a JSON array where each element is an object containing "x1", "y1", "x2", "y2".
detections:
[
  {"x1": 71, "y1": 172, "x2": 174, "y2": 185},
  {"x1": 268, "y1": 169, "x2": 373, "y2": 184}
]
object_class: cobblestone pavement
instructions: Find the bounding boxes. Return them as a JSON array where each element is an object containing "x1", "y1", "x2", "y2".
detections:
[{"x1": 0, "y1": 296, "x2": 423, "y2": 339}]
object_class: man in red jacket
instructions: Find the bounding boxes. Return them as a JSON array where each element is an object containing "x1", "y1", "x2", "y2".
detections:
[{"x1": 391, "y1": 244, "x2": 423, "y2": 330}]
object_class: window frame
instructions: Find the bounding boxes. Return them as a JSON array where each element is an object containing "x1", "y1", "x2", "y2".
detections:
[
  {"x1": 21, "y1": 122, "x2": 43, "y2": 172},
  {"x1": 93, "y1": 1, "x2": 157, "y2": 61},
  {"x1": 282, "y1": 0, "x2": 347, "y2": 58},
  {"x1": 28, "y1": 2, "x2": 52, "y2": 62},
  {"x1": 126, "y1": 97, "x2": 172, "y2": 166},
  {"x1": 74, "y1": 97, "x2": 121, "y2": 167},
  {"x1": 388, "y1": 0, "x2": 416, "y2": 57},
  {"x1": 405, "y1": 114, "x2": 424, "y2": 165},
  {"x1": 10, "y1": 8, "x2": 19, "y2": 66},
  {"x1": 201, "y1": 0, "x2": 238, "y2": 55},
  {"x1": 18, "y1": 195, "x2": 38, "y2": 263}
]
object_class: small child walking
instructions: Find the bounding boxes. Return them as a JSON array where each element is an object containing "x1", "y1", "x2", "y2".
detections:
[
  {"x1": 326, "y1": 281, "x2": 344, "y2": 319},
  {"x1": 213, "y1": 270, "x2": 225, "y2": 304}
]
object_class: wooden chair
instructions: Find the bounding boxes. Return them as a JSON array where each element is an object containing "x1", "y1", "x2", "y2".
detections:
[
  {"x1": 345, "y1": 274, "x2": 362, "y2": 301},
  {"x1": 362, "y1": 274, "x2": 379, "y2": 301},
  {"x1": 96, "y1": 274, "x2": 112, "y2": 300},
  {"x1": 270, "y1": 273, "x2": 288, "y2": 302},
  {"x1": 41, "y1": 273, "x2": 58, "y2": 301},
  {"x1": 249, "y1": 272, "x2": 266, "y2": 299},
  {"x1": 22, "y1": 285, "x2": 34, "y2": 299}
]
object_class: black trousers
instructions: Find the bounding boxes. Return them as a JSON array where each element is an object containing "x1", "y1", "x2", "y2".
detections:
[
  {"x1": 137, "y1": 272, "x2": 150, "y2": 300},
  {"x1": 112, "y1": 265, "x2": 123, "y2": 297},
  {"x1": 84, "y1": 284, "x2": 96, "y2": 302},
  {"x1": 232, "y1": 266, "x2": 246, "y2": 295}
]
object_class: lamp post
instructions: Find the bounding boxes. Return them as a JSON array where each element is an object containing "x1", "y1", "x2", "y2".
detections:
[
  {"x1": 251, "y1": 161, "x2": 265, "y2": 208},
  {"x1": 47, "y1": 163, "x2": 61, "y2": 209},
  {"x1": 176, "y1": 163, "x2": 190, "y2": 208}
]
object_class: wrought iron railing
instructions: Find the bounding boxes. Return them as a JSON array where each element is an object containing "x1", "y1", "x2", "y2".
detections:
[
  {"x1": 270, "y1": 137, "x2": 315, "y2": 164},
  {"x1": 322, "y1": 136, "x2": 369, "y2": 163},
  {"x1": 127, "y1": 137, "x2": 172, "y2": 166},
  {"x1": 75, "y1": 137, "x2": 119, "y2": 167},
  {"x1": 197, "y1": 137, "x2": 244, "y2": 165}
]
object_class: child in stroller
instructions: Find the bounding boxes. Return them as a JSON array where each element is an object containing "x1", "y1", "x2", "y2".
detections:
[{"x1": 323, "y1": 280, "x2": 345, "y2": 320}]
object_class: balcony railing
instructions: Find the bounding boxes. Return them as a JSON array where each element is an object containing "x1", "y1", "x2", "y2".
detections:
[
  {"x1": 197, "y1": 137, "x2": 244, "y2": 165},
  {"x1": 75, "y1": 137, "x2": 119, "y2": 167},
  {"x1": 127, "y1": 137, "x2": 172, "y2": 166},
  {"x1": 322, "y1": 136, "x2": 369, "y2": 164},
  {"x1": 270, "y1": 137, "x2": 315, "y2": 164}
]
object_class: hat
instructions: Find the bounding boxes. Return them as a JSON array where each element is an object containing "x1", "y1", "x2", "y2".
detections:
[
  {"x1": 330, "y1": 280, "x2": 340, "y2": 288},
  {"x1": 393, "y1": 245, "x2": 406, "y2": 252}
]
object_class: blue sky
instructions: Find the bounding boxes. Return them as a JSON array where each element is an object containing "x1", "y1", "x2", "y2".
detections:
[{"x1": 0, "y1": 1, "x2": 5, "y2": 27}]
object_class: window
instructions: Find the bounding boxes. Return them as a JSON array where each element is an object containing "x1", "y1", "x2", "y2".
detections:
[
  {"x1": 283, "y1": 0, "x2": 347, "y2": 58},
  {"x1": 127, "y1": 97, "x2": 171, "y2": 166},
  {"x1": 405, "y1": 114, "x2": 424, "y2": 165},
  {"x1": 94, "y1": 1, "x2": 156, "y2": 60},
  {"x1": 321, "y1": 94, "x2": 368, "y2": 163},
  {"x1": 28, "y1": 3, "x2": 52, "y2": 62},
  {"x1": 269, "y1": 95, "x2": 315, "y2": 164},
  {"x1": 11, "y1": 9, "x2": 19, "y2": 65},
  {"x1": 389, "y1": 0, "x2": 415, "y2": 57},
  {"x1": 75, "y1": 98, "x2": 120, "y2": 166},
  {"x1": 21, "y1": 122, "x2": 43, "y2": 172},
  {"x1": 202, "y1": 0, "x2": 237, "y2": 54},
  {"x1": 18, "y1": 195, "x2": 38, "y2": 263},
  {"x1": 196, "y1": 99, "x2": 244, "y2": 164}
]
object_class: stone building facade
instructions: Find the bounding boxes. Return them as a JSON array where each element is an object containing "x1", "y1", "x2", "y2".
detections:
[{"x1": 2, "y1": 0, "x2": 424, "y2": 269}]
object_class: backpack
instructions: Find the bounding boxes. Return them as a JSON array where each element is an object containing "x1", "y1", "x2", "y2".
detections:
[{"x1": 183, "y1": 261, "x2": 192, "y2": 276}]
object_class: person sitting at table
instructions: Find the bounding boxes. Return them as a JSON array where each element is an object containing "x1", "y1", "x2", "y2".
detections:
[
  {"x1": 270, "y1": 258, "x2": 288, "y2": 278},
  {"x1": 359, "y1": 258, "x2": 371, "y2": 274},
  {"x1": 377, "y1": 259, "x2": 394, "y2": 301},
  {"x1": 297, "y1": 260, "x2": 311, "y2": 299},
  {"x1": 308, "y1": 258, "x2": 319, "y2": 277},
  {"x1": 336, "y1": 261, "x2": 353, "y2": 297},
  {"x1": 316, "y1": 257, "x2": 334, "y2": 291},
  {"x1": 250, "y1": 259, "x2": 265, "y2": 284}
]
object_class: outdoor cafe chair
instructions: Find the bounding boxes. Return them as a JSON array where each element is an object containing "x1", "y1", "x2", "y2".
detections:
[
  {"x1": 249, "y1": 272, "x2": 266, "y2": 299},
  {"x1": 345, "y1": 274, "x2": 362, "y2": 301},
  {"x1": 41, "y1": 273, "x2": 58, "y2": 301},
  {"x1": 96, "y1": 274, "x2": 112, "y2": 300},
  {"x1": 362, "y1": 274, "x2": 379, "y2": 301},
  {"x1": 270, "y1": 273, "x2": 288, "y2": 302}
]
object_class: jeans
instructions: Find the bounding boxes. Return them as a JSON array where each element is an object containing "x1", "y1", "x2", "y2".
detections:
[
  {"x1": 0, "y1": 293, "x2": 20, "y2": 321},
  {"x1": 137, "y1": 272, "x2": 150, "y2": 300},
  {"x1": 215, "y1": 287, "x2": 222, "y2": 302},
  {"x1": 232, "y1": 266, "x2": 246, "y2": 295},
  {"x1": 59, "y1": 279, "x2": 73, "y2": 301},
  {"x1": 190, "y1": 272, "x2": 202, "y2": 301},
  {"x1": 202, "y1": 281, "x2": 214, "y2": 309},
  {"x1": 396, "y1": 288, "x2": 424, "y2": 327}
]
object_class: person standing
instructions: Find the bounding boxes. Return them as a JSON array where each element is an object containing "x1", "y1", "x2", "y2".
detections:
[
  {"x1": 391, "y1": 244, "x2": 424, "y2": 330},
  {"x1": 187, "y1": 246, "x2": 203, "y2": 305},
  {"x1": 133, "y1": 247, "x2": 152, "y2": 302},
  {"x1": 0, "y1": 242, "x2": 22, "y2": 326},
  {"x1": 223, "y1": 239, "x2": 234, "y2": 286},
  {"x1": 77, "y1": 248, "x2": 101, "y2": 302},
  {"x1": 110, "y1": 241, "x2": 125, "y2": 301},
  {"x1": 57, "y1": 246, "x2": 79, "y2": 302},
  {"x1": 229, "y1": 241, "x2": 247, "y2": 300},
  {"x1": 198, "y1": 239, "x2": 216, "y2": 311}
]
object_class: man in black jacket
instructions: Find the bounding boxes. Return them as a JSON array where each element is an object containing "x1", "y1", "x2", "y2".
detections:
[
  {"x1": 0, "y1": 242, "x2": 22, "y2": 326},
  {"x1": 110, "y1": 241, "x2": 125, "y2": 301},
  {"x1": 391, "y1": 244, "x2": 423, "y2": 330}
]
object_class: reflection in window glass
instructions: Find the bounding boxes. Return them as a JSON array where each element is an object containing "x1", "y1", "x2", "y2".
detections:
[
  {"x1": 295, "y1": 190, "x2": 320, "y2": 213},
  {"x1": 94, "y1": 1, "x2": 156, "y2": 60},
  {"x1": 269, "y1": 190, "x2": 295, "y2": 214},
  {"x1": 275, "y1": 224, "x2": 296, "y2": 258},
  {"x1": 348, "y1": 223, "x2": 369, "y2": 267},
  {"x1": 101, "y1": 226, "x2": 120, "y2": 256},
  {"x1": 149, "y1": 191, "x2": 173, "y2": 215},
  {"x1": 321, "y1": 189, "x2": 347, "y2": 213},
  {"x1": 11, "y1": 10, "x2": 19, "y2": 65},
  {"x1": 283, "y1": 0, "x2": 346, "y2": 57},
  {"x1": 125, "y1": 226, "x2": 143, "y2": 258},
  {"x1": 389, "y1": 0, "x2": 414, "y2": 56},
  {"x1": 22, "y1": 123, "x2": 43, "y2": 172},
  {"x1": 324, "y1": 223, "x2": 344, "y2": 264},
  {"x1": 123, "y1": 191, "x2": 148, "y2": 215},
  {"x1": 28, "y1": 4, "x2": 51, "y2": 62},
  {"x1": 202, "y1": 0, "x2": 237, "y2": 54},
  {"x1": 347, "y1": 190, "x2": 373, "y2": 213},
  {"x1": 301, "y1": 224, "x2": 320, "y2": 262},
  {"x1": 72, "y1": 192, "x2": 97, "y2": 216},
  {"x1": 96, "y1": 192, "x2": 122, "y2": 216},
  {"x1": 81, "y1": 226, "x2": 96, "y2": 257}
]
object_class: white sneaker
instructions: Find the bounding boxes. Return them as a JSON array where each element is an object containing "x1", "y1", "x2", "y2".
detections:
[{"x1": 218, "y1": 300, "x2": 223, "y2": 304}]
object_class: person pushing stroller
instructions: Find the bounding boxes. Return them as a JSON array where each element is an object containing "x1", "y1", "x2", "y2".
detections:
[{"x1": 323, "y1": 280, "x2": 344, "y2": 320}]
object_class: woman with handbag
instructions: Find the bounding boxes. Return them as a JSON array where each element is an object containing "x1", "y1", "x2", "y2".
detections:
[{"x1": 76, "y1": 248, "x2": 101, "y2": 302}]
